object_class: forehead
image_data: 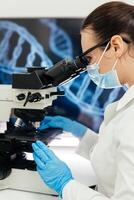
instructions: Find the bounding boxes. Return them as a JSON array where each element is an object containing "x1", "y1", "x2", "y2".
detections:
[{"x1": 81, "y1": 28, "x2": 98, "y2": 50}]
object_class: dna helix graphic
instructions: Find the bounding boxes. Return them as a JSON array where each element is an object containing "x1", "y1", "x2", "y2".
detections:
[
  {"x1": 0, "y1": 20, "x2": 52, "y2": 75},
  {"x1": 39, "y1": 19, "x2": 73, "y2": 60}
]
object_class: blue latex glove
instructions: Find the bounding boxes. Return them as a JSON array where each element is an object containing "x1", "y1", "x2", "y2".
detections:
[
  {"x1": 39, "y1": 116, "x2": 87, "y2": 138},
  {"x1": 32, "y1": 141, "x2": 73, "y2": 197}
]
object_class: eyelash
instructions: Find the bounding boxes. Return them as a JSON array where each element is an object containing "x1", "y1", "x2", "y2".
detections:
[{"x1": 86, "y1": 56, "x2": 92, "y2": 63}]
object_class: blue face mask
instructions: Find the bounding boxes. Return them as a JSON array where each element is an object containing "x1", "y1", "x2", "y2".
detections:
[{"x1": 87, "y1": 42, "x2": 122, "y2": 89}]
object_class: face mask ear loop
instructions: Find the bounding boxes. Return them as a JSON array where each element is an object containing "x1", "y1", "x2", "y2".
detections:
[
  {"x1": 112, "y1": 58, "x2": 119, "y2": 70},
  {"x1": 97, "y1": 42, "x2": 110, "y2": 65}
]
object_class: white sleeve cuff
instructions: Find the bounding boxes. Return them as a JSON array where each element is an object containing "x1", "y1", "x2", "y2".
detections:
[{"x1": 62, "y1": 180, "x2": 108, "y2": 200}]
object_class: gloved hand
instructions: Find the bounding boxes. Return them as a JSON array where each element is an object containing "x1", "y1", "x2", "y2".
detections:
[
  {"x1": 39, "y1": 116, "x2": 87, "y2": 138},
  {"x1": 32, "y1": 140, "x2": 73, "y2": 197}
]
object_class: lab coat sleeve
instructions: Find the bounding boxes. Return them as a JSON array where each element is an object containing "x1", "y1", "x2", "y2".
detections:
[
  {"x1": 75, "y1": 128, "x2": 99, "y2": 160},
  {"x1": 62, "y1": 114, "x2": 134, "y2": 200},
  {"x1": 62, "y1": 180, "x2": 109, "y2": 200}
]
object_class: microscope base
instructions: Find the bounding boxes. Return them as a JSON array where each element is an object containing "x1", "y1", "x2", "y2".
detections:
[{"x1": 0, "y1": 169, "x2": 57, "y2": 195}]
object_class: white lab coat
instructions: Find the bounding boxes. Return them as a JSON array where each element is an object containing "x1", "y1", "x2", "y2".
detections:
[{"x1": 62, "y1": 84, "x2": 134, "y2": 200}]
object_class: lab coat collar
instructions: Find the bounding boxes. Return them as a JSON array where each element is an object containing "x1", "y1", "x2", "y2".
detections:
[{"x1": 116, "y1": 84, "x2": 134, "y2": 111}]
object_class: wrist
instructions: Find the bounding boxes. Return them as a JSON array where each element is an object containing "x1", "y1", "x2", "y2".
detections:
[{"x1": 60, "y1": 177, "x2": 74, "y2": 198}]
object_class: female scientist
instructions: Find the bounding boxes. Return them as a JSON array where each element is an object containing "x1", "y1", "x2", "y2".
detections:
[{"x1": 32, "y1": 1, "x2": 134, "y2": 199}]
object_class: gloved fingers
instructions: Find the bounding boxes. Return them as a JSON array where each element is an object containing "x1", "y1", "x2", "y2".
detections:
[
  {"x1": 36, "y1": 140, "x2": 58, "y2": 161},
  {"x1": 36, "y1": 167, "x2": 47, "y2": 181},
  {"x1": 32, "y1": 143, "x2": 50, "y2": 163},
  {"x1": 39, "y1": 116, "x2": 57, "y2": 130},
  {"x1": 39, "y1": 124, "x2": 49, "y2": 130},
  {"x1": 33, "y1": 153, "x2": 46, "y2": 170}
]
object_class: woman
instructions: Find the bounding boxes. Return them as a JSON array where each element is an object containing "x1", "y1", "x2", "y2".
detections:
[{"x1": 32, "y1": 1, "x2": 134, "y2": 199}]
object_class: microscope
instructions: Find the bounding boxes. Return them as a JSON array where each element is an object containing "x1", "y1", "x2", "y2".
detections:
[{"x1": 0, "y1": 56, "x2": 88, "y2": 194}]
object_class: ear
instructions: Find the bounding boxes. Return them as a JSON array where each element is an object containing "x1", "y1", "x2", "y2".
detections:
[{"x1": 110, "y1": 35, "x2": 126, "y2": 58}]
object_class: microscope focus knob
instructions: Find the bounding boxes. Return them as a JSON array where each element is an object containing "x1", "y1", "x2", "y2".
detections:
[{"x1": 17, "y1": 93, "x2": 26, "y2": 101}]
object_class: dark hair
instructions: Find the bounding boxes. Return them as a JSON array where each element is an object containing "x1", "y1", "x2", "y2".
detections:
[{"x1": 81, "y1": 1, "x2": 134, "y2": 44}]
